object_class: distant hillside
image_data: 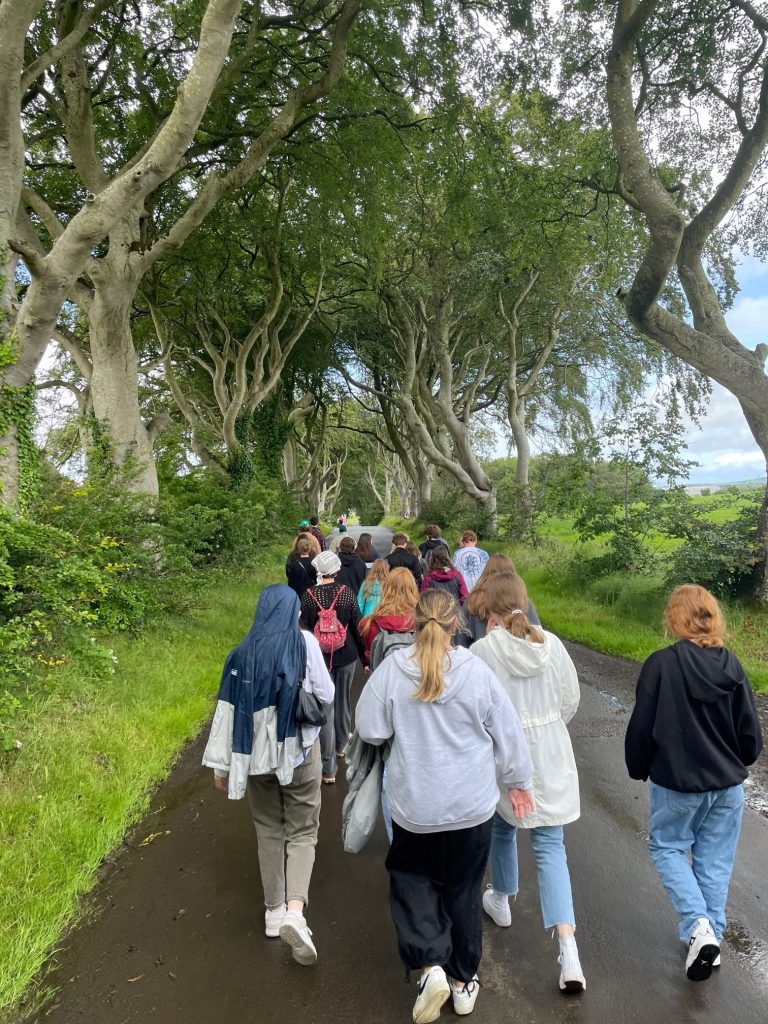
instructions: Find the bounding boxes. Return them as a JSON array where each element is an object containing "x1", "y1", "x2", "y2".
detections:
[{"x1": 686, "y1": 478, "x2": 766, "y2": 496}]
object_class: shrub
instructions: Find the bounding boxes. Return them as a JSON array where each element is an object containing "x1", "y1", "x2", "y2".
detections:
[{"x1": 665, "y1": 497, "x2": 762, "y2": 599}]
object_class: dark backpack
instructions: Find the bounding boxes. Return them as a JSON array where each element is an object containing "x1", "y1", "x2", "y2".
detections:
[
  {"x1": 369, "y1": 628, "x2": 416, "y2": 671},
  {"x1": 426, "y1": 574, "x2": 461, "y2": 601},
  {"x1": 309, "y1": 586, "x2": 348, "y2": 660}
]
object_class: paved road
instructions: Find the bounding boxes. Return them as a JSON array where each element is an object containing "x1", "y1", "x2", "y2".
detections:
[
  {"x1": 324, "y1": 524, "x2": 394, "y2": 556},
  {"x1": 25, "y1": 532, "x2": 768, "y2": 1024}
]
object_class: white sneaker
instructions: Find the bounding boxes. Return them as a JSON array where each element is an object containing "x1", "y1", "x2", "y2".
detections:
[
  {"x1": 686, "y1": 918, "x2": 719, "y2": 981},
  {"x1": 482, "y1": 886, "x2": 511, "y2": 927},
  {"x1": 264, "y1": 902, "x2": 286, "y2": 937},
  {"x1": 713, "y1": 952, "x2": 721, "y2": 967},
  {"x1": 279, "y1": 911, "x2": 317, "y2": 965},
  {"x1": 450, "y1": 975, "x2": 480, "y2": 1016},
  {"x1": 413, "y1": 966, "x2": 450, "y2": 1023},
  {"x1": 558, "y1": 935, "x2": 586, "y2": 992}
]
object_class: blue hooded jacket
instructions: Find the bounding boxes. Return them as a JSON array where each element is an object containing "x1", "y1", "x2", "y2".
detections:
[{"x1": 202, "y1": 584, "x2": 306, "y2": 797}]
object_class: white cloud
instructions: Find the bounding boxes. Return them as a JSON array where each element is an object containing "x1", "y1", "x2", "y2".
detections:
[{"x1": 726, "y1": 295, "x2": 768, "y2": 348}]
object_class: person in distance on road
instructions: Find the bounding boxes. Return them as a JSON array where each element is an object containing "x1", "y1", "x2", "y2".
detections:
[
  {"x1": 625, "y1": 585, "x2": 763, "y2": 982},
  {"x1": 356, "y1": 589, "x2": 534, "y2": 1023},
  {"x1": 471, "y1": 572, "x2": 586, "y2": 994},
  {"x1": 386, "y1": 533, "x2": 423, "y2": 587},
  {"x1": 202, "y1": 584, "x2": 334, "y2": 968}
]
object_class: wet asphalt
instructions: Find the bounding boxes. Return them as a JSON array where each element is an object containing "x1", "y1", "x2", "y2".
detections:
[{"x1": 23, "y1": 528, "x2": 768, "y2": 1024}]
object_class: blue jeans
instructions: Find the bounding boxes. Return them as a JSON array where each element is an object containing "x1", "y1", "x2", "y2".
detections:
[
  {"x1": 489, "y1": 813, "x2": 575, "y2": 929},
  {"x1": 648, "y1": 782, "x2": 744, "y2": 942}
]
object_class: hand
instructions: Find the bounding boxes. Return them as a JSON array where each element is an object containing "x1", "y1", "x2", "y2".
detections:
[
  {"x1": 212, "y1": 772, "x2": 229, "y2": 793},
  {"x1": 508, "y1": 787, "x2": 535, "y2": 819}
]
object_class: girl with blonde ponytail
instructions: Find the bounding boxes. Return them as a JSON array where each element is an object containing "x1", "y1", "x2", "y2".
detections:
[
  {"x1": 472, "y1": 572, "x2": 586, "y2": 994},
  {"x1": 356, "y1": 589, "x2": 534, "y2": 1022}
]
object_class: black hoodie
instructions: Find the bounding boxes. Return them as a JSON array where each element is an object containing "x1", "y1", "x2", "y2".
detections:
[
  {"x1": 625, "y1": 640, "x2": 762, "y2": 792},
  {"x1": 336, "y1": 550, "x2": 366, "y2": 594}
]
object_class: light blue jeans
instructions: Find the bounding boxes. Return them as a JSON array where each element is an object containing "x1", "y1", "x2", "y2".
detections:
[
  {"x1": 648, "y1": 782, "x2": 745, "y2": 942},
  {"x1": 489, "y1": 813, "x2": 575, "y2": 929}
]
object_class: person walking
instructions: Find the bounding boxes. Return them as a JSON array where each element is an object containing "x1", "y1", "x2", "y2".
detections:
[
  {"x1": 386, "y1": 533, "x2": 423, "y2": 587},
  {"x1": 337, "y1": 536, "x2": 366, "y2": 594},
  {"x1": 471, "y1": 572, "x2": 586, "y2": 993},
  {"x1": 421, "y1": 546, "x2": 469, "y2": 605},
  {"x1": 202, "y1": 584, "x2": 334, "y2": 966},
  {"x1": 358, "y1": 558, "x2": 390, "y2": 619},
  {"x1": 452, "y1": 530, "x2": 489, "y2": 592},
  {"x1": 356, "y1": 532, "x2": 382, "y2": 569},
  {"x1": 624, "y1": 584, "x2": 762, "y2": 981},
  {"x1": 456, "y1": 554, "x2": 541, "y2": 648},
  {"x1": 356, "y1": 589, "x2": 534, "y2": 1022},
  {"x1": 337, "y1": 512, "x2": 348, "y2": 534},
  {"x1": 418, "y1": 524, "x2": 449, "y2": 565},
  {"x1": 360, "y1": 566, "x2": 419, "y2": 665},
  {"x1": 285, "y1": 534, "x2": 318, "y2": 598},
  {"x1": 300, "y1": 550, "x2": 366, "y2": 782},
  {"x1": 406, "y1": 540, "x2": 429, "y2": 580},
  {"x1": 308, "y1": 516, "x2": 326, "y2": 552}
]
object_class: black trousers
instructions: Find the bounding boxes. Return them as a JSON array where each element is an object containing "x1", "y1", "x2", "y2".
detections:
[{"x1": 385, "y1": 818, "x2": 492, "y2": 983}]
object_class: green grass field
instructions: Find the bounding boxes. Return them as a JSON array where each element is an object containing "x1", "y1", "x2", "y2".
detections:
[{"x1": 0, "y1": 553, "x2": 284, "y2": 1020}]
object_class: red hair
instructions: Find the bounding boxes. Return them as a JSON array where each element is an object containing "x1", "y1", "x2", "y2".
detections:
[{"x1": 663, "y1": 585, "x2": 724, "y2": 648}]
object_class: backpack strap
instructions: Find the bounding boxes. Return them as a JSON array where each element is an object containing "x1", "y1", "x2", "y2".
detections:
[
  {"x1": 327, "y1": 584, "x2": 346, "y2": 611},
  {"x1": 308, "y1": 588, "x2": 323, "y2": 609}
]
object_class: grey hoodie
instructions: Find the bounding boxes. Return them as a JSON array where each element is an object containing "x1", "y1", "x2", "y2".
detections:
[{"x1": 356, "y1": 645, "x2": 533, "y2": 833}]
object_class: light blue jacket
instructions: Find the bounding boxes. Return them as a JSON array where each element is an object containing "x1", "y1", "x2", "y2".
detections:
[{"x1": 357, "y1": 578, "x2": 383, "y2": 618}]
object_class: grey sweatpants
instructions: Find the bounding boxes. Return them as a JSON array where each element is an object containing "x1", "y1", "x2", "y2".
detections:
[
  {"x1": 247, "y1": 740, "x2": 322, "y2": 908},
  {"x1": 319, "y1": 660, "x2": 357, "y2": 777}
]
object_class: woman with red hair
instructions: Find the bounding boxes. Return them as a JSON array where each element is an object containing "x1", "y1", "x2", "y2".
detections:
[{"x1": 625, "y1": 585, "x2": 762, "y2": 983}]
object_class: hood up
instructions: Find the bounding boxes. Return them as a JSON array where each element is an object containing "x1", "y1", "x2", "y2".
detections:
[
  {"x1": 674, "y1": 640, "x2": 746, "y2": 704},
  {"x1": 483, "y1": 624, "x2": 551, "y2": 677}
]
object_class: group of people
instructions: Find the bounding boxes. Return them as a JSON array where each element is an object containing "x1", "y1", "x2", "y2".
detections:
[{"x1": 203, "y1": 519, "x2": 763, "y2": 1023}]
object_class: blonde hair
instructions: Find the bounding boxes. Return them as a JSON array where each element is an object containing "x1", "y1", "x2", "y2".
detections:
[
  {"x1": 664, "y1": 584, "x2": 725, "y2": 648},
  {"x1": 466, "y1": 553, "x2": 517, "y2": 619},
  {"x1": 294, "y1": 530, "x2": 320, "y2": 556},
  {"x1": 360, "y1": 558, "x2": 390, "y2": 603},
  {"x1": 412, "y1": 589, "x2": 459, "y2": 703},
  {"x1": 361, "y1": 567, "x2": 418, "y2": 637},
  {"x1": 484, "y1": 573, "x2": 544, "y2": 644}
]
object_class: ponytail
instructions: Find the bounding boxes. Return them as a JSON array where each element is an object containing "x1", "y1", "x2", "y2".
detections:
[
  {"x1": 484, "y1": 572, "x2": 544, "y2": 644},
  {"x1": 412, "y1": 590, "x2": 458, "y2": 702}
]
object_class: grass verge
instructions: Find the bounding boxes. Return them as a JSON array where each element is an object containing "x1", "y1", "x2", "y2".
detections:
[{"x1": 0, "y1": 549, "x2": 285, "y2": 1019}]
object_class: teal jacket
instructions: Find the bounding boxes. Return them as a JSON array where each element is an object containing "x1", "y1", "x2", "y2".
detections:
[{"x1": 358, "y1": 578, "x2": 383, "y2": 619}]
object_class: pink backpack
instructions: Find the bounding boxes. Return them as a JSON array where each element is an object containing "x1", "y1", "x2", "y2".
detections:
[{"x1": 309, "y1": 586, "x2": 348, "y2": 661}]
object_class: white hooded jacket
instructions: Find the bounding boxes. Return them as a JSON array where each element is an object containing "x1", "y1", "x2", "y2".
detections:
[{"x1": 472, "y1": 627, "x2": 580, "y2": 828}]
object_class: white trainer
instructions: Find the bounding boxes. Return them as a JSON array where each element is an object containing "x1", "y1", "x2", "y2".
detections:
[
  {"x1": 413, "y1": 965, "x2": 450, "y2": 1024},
  {"x1": 450, "y1": 975, "x2": 480, "y2": 1016},
  {"x1": 264, "y1": 902, "x2": 286, "y2": 937},
  {"x1": 686, "y1": 918, "x2": 719, "y2": 981},
  {"x1": 558, "y1": 935, "x2": 586, "y2": 992},
  {"x1": 482, "y1": 886, "x2": 511, "y2": 927},
  {"x1": 279, "y1": 911, "x2": 317, "y2": 965}
]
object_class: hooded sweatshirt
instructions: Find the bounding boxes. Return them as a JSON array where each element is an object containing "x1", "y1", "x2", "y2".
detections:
[
  {"x1": 625, "y1": 640, "x2": 763, "y2": 793},
  {"x1": 337, "y1": 550, "x2": 366, "y2": 594},
  {"x1": 419, "y1": 537, "x2": 449, "y2": 562},
  {"x1": 356, "y1": 646, "x2": 533, "y2": 833},
  {"x1": 421, "y1": 566, "x2": 468, "y2": 605},
  {"x1": 472, "y1": 627, "x2": 580, "y2": 828},
  {"x1": 362, "y1": 612, "x2": 415, "y2": 664}
]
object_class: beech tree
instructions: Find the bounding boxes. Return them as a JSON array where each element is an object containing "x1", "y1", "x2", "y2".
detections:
[{"x1": 565, "y1": 0, "x2": 768, "y2": 599}]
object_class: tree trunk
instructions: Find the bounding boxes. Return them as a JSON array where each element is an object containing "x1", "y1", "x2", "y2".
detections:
[
  {"x1": 0, "y1": 423, "x2": 20, "y2": 507},
  {"x1": 89, "y1": 279, "x2": 159, "y2": 496}
]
